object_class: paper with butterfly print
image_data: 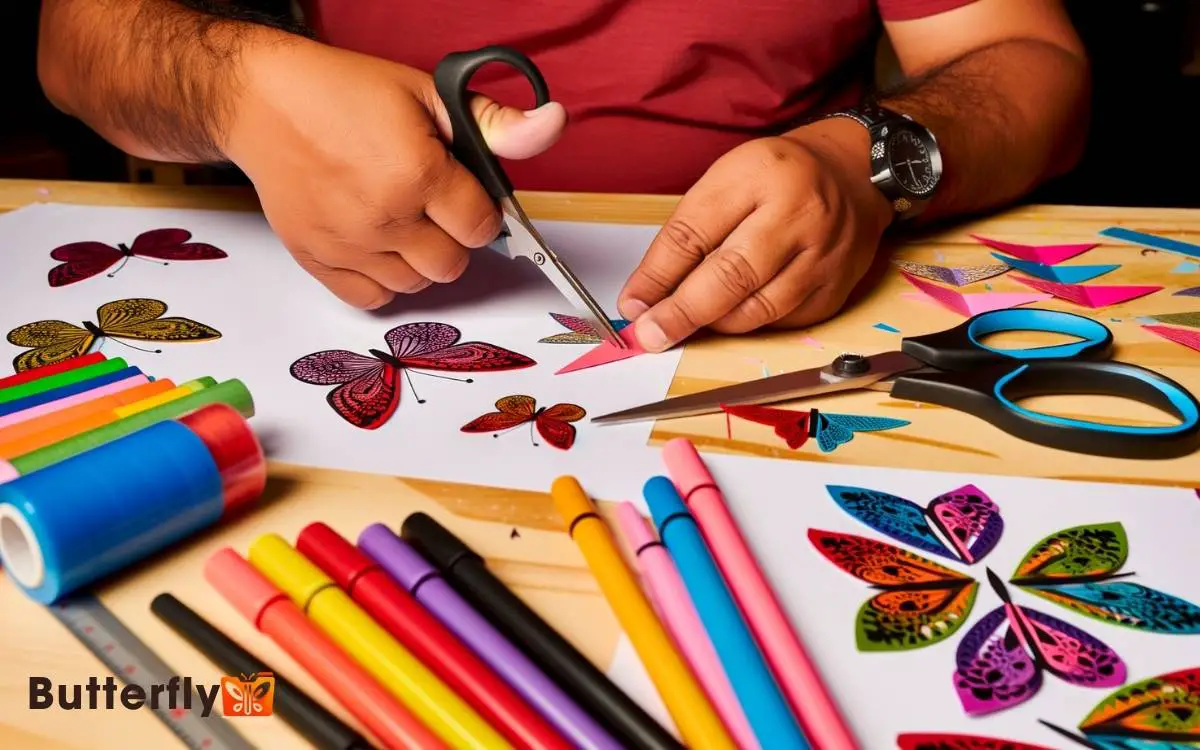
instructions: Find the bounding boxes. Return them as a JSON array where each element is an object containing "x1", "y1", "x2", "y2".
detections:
[{"x1": 0, "y1": 203, "x2": 683, "y2": 483}]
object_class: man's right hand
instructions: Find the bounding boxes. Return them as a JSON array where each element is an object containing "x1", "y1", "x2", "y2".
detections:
[{"x1": 224, "y1": 40, "x2": 567, "y2": 309}]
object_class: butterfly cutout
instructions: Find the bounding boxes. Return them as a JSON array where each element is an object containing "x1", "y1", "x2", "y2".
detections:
[
  {"x1": 953, "y1": 568, "x2": 1127, "y2": 716},
  {"x1": 48, "y1": 229, "x2": 227, "y2": 287},
  {"x1": 1039, "y1": 666, "x2": 1200, "y2": 749},
  {"x1": 808, "y1": 529, "x2": 980, "y2": 652},
  {"x1": 460, "y1": 395, "x2": 585, "y2": 450},
  {"x1": 1009, "y1": 522, "x2": 1200, "y2": 635},
  {"x1": 825, "y1": 484, "x2": 1004, "y2": 565},
  {"x1": 6, "y1": 298, "x2": 222, "y2": 372},
  {"x1": 721, "y1": 405, "x2": 910, "y2": 453},
  {"x1": 896, "y1": 733, "x2": 1054, "y2": 750},
  {"x1": 538, "y1": 313, "x2": 630, "y2": 344},
  {"x1": 289, "y1": 322, "x2": 535, "y2": 430}
]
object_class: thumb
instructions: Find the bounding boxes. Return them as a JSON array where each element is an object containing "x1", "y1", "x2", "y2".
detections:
[{"x1": 428, "y1": 89, "x2": 567, "y2": 161}]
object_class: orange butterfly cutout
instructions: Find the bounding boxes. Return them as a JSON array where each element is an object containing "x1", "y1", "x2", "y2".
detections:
[{"x1": 461, "y1": 395, "x2": 585, "y2": 450}]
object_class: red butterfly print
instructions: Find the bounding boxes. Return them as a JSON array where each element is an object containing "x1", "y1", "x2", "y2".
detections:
[
  {"x1": 720, "y1": 403, "x2": 811, "y2": 449},
  {"x1": 48, "y1": 228, "x2": 228, "y2": 287},
  {"x1": 289, "y1": 322, "x2": 536, "y2": 430},
  {"x1": 896, "y1": 733, "x2": 1053, "y2": 750},
  {"x1": 461, "y1": 395, "x2": 585, "y2": 450}
]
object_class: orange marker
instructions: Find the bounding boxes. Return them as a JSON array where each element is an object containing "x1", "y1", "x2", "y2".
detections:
[{"x1": 0, "y1": 380, "x2": 174, "y2": 444}]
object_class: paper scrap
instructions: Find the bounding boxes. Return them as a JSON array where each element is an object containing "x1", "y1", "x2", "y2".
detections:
[
  {"x1": 900, "y1": 271, "x2": 1050, "y2": 316},
  {"x1": 799, "y1": 335, "x2": 823, "y2": 349},
  {"x1": 1143, "y1": 324, "x2": 1200, "y2": 352},
  {"x1": 1135, "y1": 316, "x2": 1157, "y2": 325},
  {"x1": 970, "y1": 234, "x2": 1097, "y2": 264},
  {"x1": 1174, "y1": 287, "x2": 1200, "y2": 297},
  {"x1": 1172, "y1": 261, "x2": 1200, "y2": 274},
  {"x1": 1099, "y1": 226, "x2": 1200, "y2": 259},
  {"x1": 873, "y1": 322, "x2": 900, "y2": 333},
  {"x1": 1148, "y1": 311, "x2": 1200, "y2": 330},
  {"x1": 555, "y1": 326, "x2": 646, "y2": 374},
  {"x1": 892, "y1": 260, "x2": 1009, "y2": 287},
  {"x1": 990, "y1": 253, "x2": 1118, "y2": 284},
  {"x1": 1009, "y1": 275, "x2": 1163, "y2": 308}
]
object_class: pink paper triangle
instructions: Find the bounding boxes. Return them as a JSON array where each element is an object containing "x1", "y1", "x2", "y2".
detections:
[
  {"x1": 1009, "y1": 275, "x2": 1162, "y2": 308},
  {"x1": 555, "y1": 326, "x2": 646, "y2": 374},
  {"x1": 1143, "y1": 324, "x2": 1200, "y2": 353},
  {"x1": 900, "y1": 271, "x2": 1050, "y2": 316},
  {"x1": 970, "y1": 234, "x2": 1097, "y2": 265}
]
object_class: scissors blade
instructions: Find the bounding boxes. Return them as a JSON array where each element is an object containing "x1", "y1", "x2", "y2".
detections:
[
  {"x1": 591, "y1": 350, "x2": 925, "y2": 424},
  {"x1": 496, "y1": 197, "x2": 626, "y2": 348}
]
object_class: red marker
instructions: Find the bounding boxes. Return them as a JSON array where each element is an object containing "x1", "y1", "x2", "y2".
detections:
[
  {"x1": 0, "y1": 352, "x2": 107, "y2": 390},
  {"x1": 297, "y1": 522, "x2": 572, "y2": 750}
]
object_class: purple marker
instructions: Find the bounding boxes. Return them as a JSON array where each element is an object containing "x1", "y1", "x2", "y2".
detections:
[{"x1": 358, "y1": 524, "x2": 623, "y2": 750}]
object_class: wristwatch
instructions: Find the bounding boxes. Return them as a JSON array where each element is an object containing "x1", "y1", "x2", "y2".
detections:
[{"x1": 824, "y1": 103, "x2": 943, "y2": 219}]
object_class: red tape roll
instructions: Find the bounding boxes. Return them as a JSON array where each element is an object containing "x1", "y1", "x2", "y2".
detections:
[{"x1": 178, "y1": 403, "x2": 266, "y2": 513}]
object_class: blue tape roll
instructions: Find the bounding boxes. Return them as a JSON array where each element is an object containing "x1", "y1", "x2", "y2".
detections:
[
  {"x1": 0, "y1": 420, "x2": 222, "y2": 603},
  {"x1": 0, "y1": 367, "x2": 144, "y2": 417}
]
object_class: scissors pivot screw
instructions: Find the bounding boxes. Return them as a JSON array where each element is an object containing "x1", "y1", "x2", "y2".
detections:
[
  {"x1": 533, "y1": 252, "x2": 545, "y2": 265},
  {"x1": 832, "y1": 353, "x2": 870, "y2": 376}
]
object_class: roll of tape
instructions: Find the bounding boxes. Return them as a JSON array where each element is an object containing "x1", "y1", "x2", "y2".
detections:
[{"x1": 178, "y1": 403, "x2": 267, "y2": 513}]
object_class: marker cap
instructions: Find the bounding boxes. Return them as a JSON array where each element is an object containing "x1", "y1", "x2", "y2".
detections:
[
  {"x1": 614, "y1": 502, "x2": 656, "y2": 550},
  {"x1": 661, "y1": 438, "x2": 714, "y2": 498},
  {"x1": 549, "y1": 476, "x2": 596, "y2": 529},
  {"x1": 357, "y1": 524, "x2": 435, "y2": 589},
  {"x1": 248, "y1": 533, "x2": 334, "y2": 610},
  {"x1": 296, "y1": 522, "x2": 378, "y2": 592},
  {"x1": 643, "y1": 476, "x2": 690, "y2": 529},
  {"x1": 399, "y1": 512, "x2": 481, "y2": 570},
  {"x1": 203, "y1": 547, "x2": 289, "y2": 630}
]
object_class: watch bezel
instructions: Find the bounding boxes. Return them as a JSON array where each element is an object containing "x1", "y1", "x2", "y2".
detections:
[{"x1": 870, "y1": 119, "x2": 943, "y2": 202}]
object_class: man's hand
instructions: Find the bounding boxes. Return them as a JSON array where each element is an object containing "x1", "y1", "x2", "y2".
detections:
[
  {"x1": 618, "y1": 119, "x2": 894, "y2": 352},
  {"x1": 225, "y1": 40, "x2": 567, "y2": 310}
]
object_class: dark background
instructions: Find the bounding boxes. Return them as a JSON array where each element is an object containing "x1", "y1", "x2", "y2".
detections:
[{"x1": 2, "y1": 1, "x2": 1198, "y2": 206}]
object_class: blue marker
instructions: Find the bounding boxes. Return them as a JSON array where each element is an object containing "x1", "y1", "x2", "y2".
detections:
[{"x1": 643, "y1": 476, "x2": 809, "y2": 750}]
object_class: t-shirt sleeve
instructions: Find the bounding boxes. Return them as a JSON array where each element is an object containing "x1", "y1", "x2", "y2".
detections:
[{"x1": 877, "y1": 0, "x2": 981, "y2": 22}]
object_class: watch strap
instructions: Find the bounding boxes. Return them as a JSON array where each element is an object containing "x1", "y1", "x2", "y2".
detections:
[{"x1": 823, "y1": 103, "x2": 896, "y2": 131}]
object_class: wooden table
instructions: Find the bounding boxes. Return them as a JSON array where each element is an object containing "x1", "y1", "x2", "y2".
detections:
[{"x1": 1, "y1": 180, "x2": 1198, "y2": 748}]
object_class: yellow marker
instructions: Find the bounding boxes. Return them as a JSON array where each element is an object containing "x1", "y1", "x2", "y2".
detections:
[
  {"x1": 248, "y1": 534, "x2": 511, "y2": 750},
  {"x1": 113, "y1": 378, "x2": 211, "y2": 417},
  {"x1": 550, "y1": 476, "x2": 737, "y2": 750}
]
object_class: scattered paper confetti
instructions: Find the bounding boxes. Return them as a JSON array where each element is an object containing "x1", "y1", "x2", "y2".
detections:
[
  {"x1": 555, "y1": 326, "x2": 646, "y2": 374},
  {"x1": 873, "y1": 322, "x2": 901, "y2": 333},
  {"x1": 35, "y1": 187, "x2": 51, "y2": 197},
  {"x1": 990, "y1": 253, "x2": 1118, "y2": 284},
  {"x1": 510, "y1": 528, "x2": 520, "y2": 539},
  {"x1": 984, "y1": 283, "x2": 993, "y2": 291},
  {"x1": 742, "y1": 357, "x2": 770, "y2": 377},
  {"x1": 1100, "y1": 226, "x2": 1200, "y2": 259},
  {"x1": 1174, "y1": 287, "x2": 1200, "y2": 297},
  {"x1": 933, "y1": 250, "x2": 946, "y2": 263},
  {"x1": 1135, "y1": 316, "x2": 1157, "y2": 325},
  {"x1": 1143, "y1": 324, "x2": 1200, "y2": 353},
  {"x1": 1147, "y1": 311, "x2": 1200, "y2": 330},
  {"x1": 970, "y1": 234, "x2": 1097, "y2": 264},
  {"x1": 799, "y1": 335, "x2": 823, "y2": 349},
  {"x1": 1172, "y1": 261, "x2": 1200, "y2": 273},
  {"x1": 1009, "y1": 275, "x2": 1163, "y2": 308},
  {"x1": 892, "y1": 260, "x2": 1009, "y2": 287},
  {"x1": 900, "y1": 271, "x2": 1050, "y2": 316}
]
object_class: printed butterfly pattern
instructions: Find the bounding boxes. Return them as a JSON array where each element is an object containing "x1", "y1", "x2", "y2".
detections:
[
  {"x1": 289, "y1": 322, "x2": 535, "y2": 430},
  {"x1": 896, "y1": 733, "x2": 1053, "y2": 750},
  {"x1": 809, "y1": 484, "x2": 1002, "y2": 651},
  {"x1": 460, "y1": 395, "x2": 585, "y2": 450},
  {"x1": 6, "y1": 298, "x2": 222, "y2": 372},
  {"x1": 538, "y1": 313, "x2": 630, "y2": 344},
  {"x1": 1040, "y1": 666, "x2": 1200, "y2": 749},
  {"x1": 48, "y1": 228, "x2": 227, "y2": 287},
  {"x1": 721, "y1": 404, "x2": 911, "y2": 453}
]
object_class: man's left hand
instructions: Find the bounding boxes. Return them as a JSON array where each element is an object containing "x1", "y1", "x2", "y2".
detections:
[{"x1": 617, "y1": 119, "x2": 895, "y2": 352}]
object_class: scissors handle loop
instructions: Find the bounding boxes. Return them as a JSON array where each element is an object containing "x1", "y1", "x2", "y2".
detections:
[
  {"x1": 902, "y1": 308, "x2": 1113, "y2": 371},
  {"x1": 434, "y1": 46, "x2": 551, "y2": 200},
  {"x1": 891, "y1": 359, "x2": 1200, "y2": 459}
]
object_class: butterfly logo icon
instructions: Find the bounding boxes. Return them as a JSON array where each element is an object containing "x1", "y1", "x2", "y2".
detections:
[
  {"x1": 721, "y1": 404, "x2": 910, "y2": 453},
  {"x1": 289, "y1": 322, "x2": 535, "y2": 430},
  {"x1": 461, "y1": 395, "x2": 586, "y2": 450},
  {"x1": 48, "y1": 228, "x2": 227, "y2": 287},
  {"x1": 220, "y1": 672, "x2": 275, "y2": 717},
  {"x1": 6, "y1": 298, "x2": 222, "y2": 372},
  {"x1": 537, "y1": 312, "x2": 630, "y2": 344}
]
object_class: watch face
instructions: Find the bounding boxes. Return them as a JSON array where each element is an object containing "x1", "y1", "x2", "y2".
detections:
[{"x1": 887, "y1": 127, "x2": 939, "y2": 197}]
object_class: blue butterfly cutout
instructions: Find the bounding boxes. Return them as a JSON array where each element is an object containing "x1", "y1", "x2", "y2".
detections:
[{"x1": 810, "y1": 409, "x2": 910, "y2": 453}]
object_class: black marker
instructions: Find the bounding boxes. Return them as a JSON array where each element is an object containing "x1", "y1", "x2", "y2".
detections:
[
  {"x1": 150, "y1": 594, "x2": 375, "y2": 750},
  {"x1": 400, "y1": 512, "x2": 683, "y2": 750}
]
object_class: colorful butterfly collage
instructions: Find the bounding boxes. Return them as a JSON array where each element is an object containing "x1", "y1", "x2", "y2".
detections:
[{"x1": 811, "y1": 484, "x2": 1200, "y2": 722}]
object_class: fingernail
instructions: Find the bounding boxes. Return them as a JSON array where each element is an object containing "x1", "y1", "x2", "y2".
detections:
[
  {"x1": 620, "y1": 298, "x2": 649, "y2": 320},
  {"x1": 524, "y1": 102, "x2": 556, "y2": 118},
  {"x1": 635, "y1": 318, "x2": 670, "y2": 352}
]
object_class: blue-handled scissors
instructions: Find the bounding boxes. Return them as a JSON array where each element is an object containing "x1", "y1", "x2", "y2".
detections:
[
  {"x1": 434, "y1": 46, "x2": 626, "y2": 349},
  {"x1": 592, "y1": 308, "x2": 1200, "y2": 459}
]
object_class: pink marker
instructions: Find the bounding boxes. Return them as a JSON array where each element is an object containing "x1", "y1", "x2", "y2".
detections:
[
  {"x1": 0, "y1": 459, "x2": 15, "y2": 483},
  {"x1": 662, "y1": 438, "x2": 860, "y2": 750},
  {"x1": 614, "y1": 501, "x2": 758, "y2": 750},
  {"x1": 0, "y1": 374, "x2": 148, "y2": 429}
]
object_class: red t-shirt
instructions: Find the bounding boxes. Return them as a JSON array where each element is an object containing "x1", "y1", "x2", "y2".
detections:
[{"x1": 299, "y1": 0, "x2": 975, "y2": 193}]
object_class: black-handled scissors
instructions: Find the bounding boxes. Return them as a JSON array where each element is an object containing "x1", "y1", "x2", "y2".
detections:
[
  {"x1": 592, "y1": 308, "x2": 1200, "y2": 459},
  {"x1": 434, "y1": 46, "x2": 626, "y2": 348}
]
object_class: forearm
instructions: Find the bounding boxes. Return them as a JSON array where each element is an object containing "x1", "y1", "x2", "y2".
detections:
[
  {"x1": 793, "y1": 38, "x2": 1090, "y2": 224},
  {"x1": 37, "y1": 0, "x2": 309, "y2": 163}
]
